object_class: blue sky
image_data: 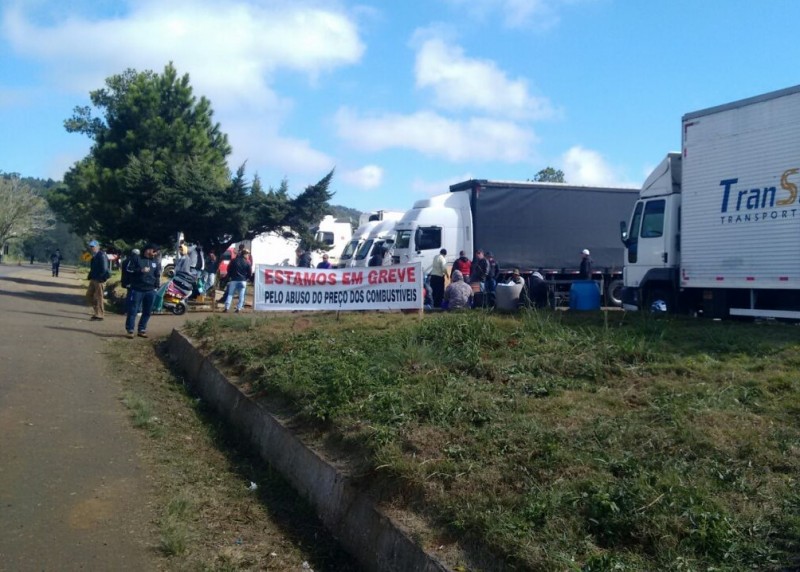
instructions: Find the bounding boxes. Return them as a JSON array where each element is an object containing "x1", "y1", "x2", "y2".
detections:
[{"x1": 1, "y1": 0, "x2": 799, "y2": 213}]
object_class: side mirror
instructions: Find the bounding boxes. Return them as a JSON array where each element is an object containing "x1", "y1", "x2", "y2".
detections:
[
  {"x1": 414, "y1": 228, "x2": 422, "y2": 253},
  {"x1": 619, "y1": 221, "x2": 629, "y2": 245}
]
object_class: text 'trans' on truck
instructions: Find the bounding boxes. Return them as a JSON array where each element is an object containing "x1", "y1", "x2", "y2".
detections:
[
  {"x1": 620, "y1": 84, "x2": 800, "y2": 320},
  {"x1": 392, "y1": 179, "x2": 638, "y2": 305}
]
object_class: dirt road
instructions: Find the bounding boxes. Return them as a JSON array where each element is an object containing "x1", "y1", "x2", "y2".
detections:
[{"x1": 0, "y1": 264, "x2": 189, "y2": 571}]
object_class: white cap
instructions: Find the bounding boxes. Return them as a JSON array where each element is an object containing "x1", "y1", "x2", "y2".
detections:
[{"x1": 582, "y1": 249, "x2": 590, "y2": 256}]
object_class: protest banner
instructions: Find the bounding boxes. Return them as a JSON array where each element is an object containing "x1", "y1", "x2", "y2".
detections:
[{"x1": 253, "y1": 263, "x2": 423, "y2": 312}]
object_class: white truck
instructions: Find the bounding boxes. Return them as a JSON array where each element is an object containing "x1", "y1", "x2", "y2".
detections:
[
  {"x1": 392, "y1": 180, "x2": 638, "y2": 304},
  {"x1": 309, "y1": 215, "x2": 353, "y2": 267},
  {"x1": 620, "y1": 84, "x2": 800, "y2": 320},
  {"x1": 337, "y1": 210, "x2": 404, "y2": 268},
  {"x1": 351, "y1": 218, "x2": 401, "y2": 267}
]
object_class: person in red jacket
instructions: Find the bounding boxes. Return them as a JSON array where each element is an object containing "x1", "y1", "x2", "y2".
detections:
[{"x1": 451, "y1": 250, "x2": 472, "y2": 282}]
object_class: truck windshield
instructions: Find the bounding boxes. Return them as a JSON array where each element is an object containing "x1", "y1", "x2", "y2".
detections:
[
  {"x1": 355, "y1": 239, "x2": 374, "y2": 260},
  {"x1": 340, "y1": 239, "x2": 359, "y2": 260}
]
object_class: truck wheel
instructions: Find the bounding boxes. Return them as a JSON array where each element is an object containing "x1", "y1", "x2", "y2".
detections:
[
  {"x1": 647, "y1": 289, "x2": 670, "y2": 313},
  {"x1": 163, "y1": 264, "x2": 175, "y2": 278},
  {"x1": 606, "y1": 279, "x2": 624, "y2": 307}
]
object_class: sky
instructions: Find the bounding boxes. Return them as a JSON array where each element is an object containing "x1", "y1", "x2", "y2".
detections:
[{"x1": 2, "y1": 0, "x2": 800, "y2": 214}]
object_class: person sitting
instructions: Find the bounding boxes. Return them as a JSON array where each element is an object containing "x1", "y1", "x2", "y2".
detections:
[
  {"x1": 443, "y1": 269, "x2": 473, "y2": 310},
  {"x1": 530, "y1": 271, "x2": 549, "y2": 308}
]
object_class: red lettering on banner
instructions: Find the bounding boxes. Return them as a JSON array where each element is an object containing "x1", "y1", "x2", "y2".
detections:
[
  {"x1": 343, "y1": 272, "x2": 364, "y2": 285},
  {"x1": 263, "y1": 269, "x2": 274, "y2": 284}
]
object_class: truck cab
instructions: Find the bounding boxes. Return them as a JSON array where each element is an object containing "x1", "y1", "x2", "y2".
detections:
[
  {"x1": 310, "y1": 215, "x2": 353, "y2": 267},
  {"x1": 392, "y1": 192, "x2": 473, "y2": 275},
  {"x1": 620, "y1": 152, "x2": 682, "y2": 311},
  {"x1": 352, "y1": 219, "x2": 400, "y2": 267}
]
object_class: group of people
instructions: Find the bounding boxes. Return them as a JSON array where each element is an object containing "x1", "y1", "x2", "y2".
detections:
[{"x1": 427, "y1": 247, "x2": 594, "y2": 311}]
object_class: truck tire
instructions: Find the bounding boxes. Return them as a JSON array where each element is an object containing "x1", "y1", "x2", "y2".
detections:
[
  {"x1": 606, "y1": 279, "x2": 624, "y2": 307},
  {"x1": 163, "y1": 264, "x2": 175, "y2": 278}
]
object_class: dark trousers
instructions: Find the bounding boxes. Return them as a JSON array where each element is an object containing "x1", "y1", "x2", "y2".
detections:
[
  {"x1": 125, "y1": 289, "x2": 156, "y2": 333},
  {"x1": 430, "y1": 275, "x2": 445, "y2": 308}
]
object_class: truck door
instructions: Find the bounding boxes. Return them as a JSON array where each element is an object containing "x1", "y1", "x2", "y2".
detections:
[{"x1": 625, "y1": 198, "x2": 670, "y2": 285}]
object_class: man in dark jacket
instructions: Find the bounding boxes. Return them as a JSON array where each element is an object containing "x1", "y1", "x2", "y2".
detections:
[
  {"x1": 86, "y1": 240, "x2": 110, "y2": 321},
  {"x1": 224, "y1": 247, "x2": 253, "y2": 312},
  {"x1": 469, "y1": 249, "x2": 490, "y2": 291},
  {"x1": 368, "y1": 246, "x2": 385, "y2": 267},
  {"x1": 124, "y1": 243, "x2": 161, "y2": 338},
  {"x1": 296, "y1": 247, "x2": 312, "y2": 268}
]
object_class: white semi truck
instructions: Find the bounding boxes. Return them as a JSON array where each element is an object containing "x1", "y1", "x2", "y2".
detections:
[
  {"x1": 392, "y1": 180, "x2": 638, "y2": 304},
  {"x1": 620, "y1": 84, "x2": 800, "y2": 320},
  {"x1": 337, "y1": 210, "x2": 404, "y2": 268}
]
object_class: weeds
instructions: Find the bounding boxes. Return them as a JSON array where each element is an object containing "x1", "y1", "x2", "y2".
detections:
[{"x1": 185, "y1": 311, "x2": 800, "y2": 570}]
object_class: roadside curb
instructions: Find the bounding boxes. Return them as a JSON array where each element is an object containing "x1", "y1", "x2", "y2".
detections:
[{"x1": 166, "y1": 329, "x2": 451, "y2": 572}]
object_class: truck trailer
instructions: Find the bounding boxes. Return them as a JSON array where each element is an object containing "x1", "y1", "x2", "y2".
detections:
[
  {"x1": 392, "y1": 179, "x2": 638, "y2": 304},
  {"x1": 620, "y1": 84, "x2": 800, "y2": 320}
]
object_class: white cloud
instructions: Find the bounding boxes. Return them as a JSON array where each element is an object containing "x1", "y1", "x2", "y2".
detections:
[
  {"x1": 334, "y1": 108, "x2": 536, "y2": 163},
  {"x1": 224, "y1": 117, "x2": 334, "y2": 179},
  {"x1": 443, "y1": 0, "x2": 560, "y2": 29},
  {"x1": 1, "y1": 1, "x2": 364, "y2": 111},
  {"x1": 414, "y1": 38, "x2": 556, "y2": 120},
  {"x1": 1, "y1": 1, "x2": 362, "y2": 184},
  {"x1": 341, "y1": 165, "x2": 384, "y2": 190},
  {"x1": 561, "y1": 146, "x2": 637, "y2": 188},
  {"x1": 411, "y1": 173, "x2": 473, "y2": 197}
]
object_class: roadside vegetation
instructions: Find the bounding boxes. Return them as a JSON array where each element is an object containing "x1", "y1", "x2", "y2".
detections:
[
  {"x1": 108, "y1": 338, "x2": 359, "y2": 571},
  {"x1": 185, "y1": 310, "x2": 800, "y2": 571}
]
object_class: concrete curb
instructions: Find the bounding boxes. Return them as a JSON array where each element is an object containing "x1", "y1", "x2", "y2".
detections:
[{"x1": 166, "y1": 329, "x2": 451, "y2": 572}]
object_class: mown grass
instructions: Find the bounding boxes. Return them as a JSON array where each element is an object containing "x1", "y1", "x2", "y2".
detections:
[{"x1": 186, "y1": 310, "x2": 800, "y2": 571}]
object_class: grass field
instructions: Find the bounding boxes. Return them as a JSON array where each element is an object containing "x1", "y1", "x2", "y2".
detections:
[{"x1": 185, "y1": 309, "x2": 800, "y2": 571}]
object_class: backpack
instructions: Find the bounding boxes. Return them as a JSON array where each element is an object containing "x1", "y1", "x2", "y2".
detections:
[{"x1": 120, "y1": 255, "x2": 137, "y2": 288}]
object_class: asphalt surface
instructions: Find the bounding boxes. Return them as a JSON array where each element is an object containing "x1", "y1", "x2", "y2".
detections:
[{"x1": 0, "y1": 263, "x2": 188, "y2": 571}]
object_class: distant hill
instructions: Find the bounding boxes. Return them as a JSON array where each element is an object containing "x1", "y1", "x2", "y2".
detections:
[{"x1": 329, "y1": 205, "x2": 362, "y2": 229}]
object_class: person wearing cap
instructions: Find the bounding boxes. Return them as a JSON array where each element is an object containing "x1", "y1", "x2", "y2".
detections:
[
  {"x1": 224, "y1": 247, "x2": 252, "y2": 313},
  {"x1": 174, "y1": 243, "x2": 192, "y2": 275},
  {"x1": 530, "y1": 270, "x2": 549, "y2": 308},
  {"x1": 86, "y1": 240, "x2": 110, "y2": 321},
  {"x1": 317, "y1": 253, "x2": 332, "y2": 269},
  {"x1": 579, "y1": 248, "x2": 593, "y2": 280},
  {"x1": 124, "y1": 243, "x2": 162, "y2": 338}
]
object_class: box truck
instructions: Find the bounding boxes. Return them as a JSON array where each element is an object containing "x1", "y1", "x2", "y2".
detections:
[
  {"x1": 392, "y1": 180, "x2": 638, "y2": 304},
  {"x1": 620, "y1": 85, "x2": 800, "y2": 320}
]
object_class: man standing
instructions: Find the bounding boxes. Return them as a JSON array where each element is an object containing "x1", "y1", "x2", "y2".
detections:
[
  {"x1": 430, "y1": 248, "x2": 449, "y2": 308},
  {"x1": 296, "y1": 247, "x2": 312, "y2": 268},
  {"x1": 124, "y1": 243, "x2": 161, "y2": 338},
  {"x1": 579, "y1": 248, "x2": 593, "y2": 280},
  {"x1": 50, "y1": 249, "x2": 63, "y2": 277},
  {"x1": 224, "y1": 247, "x2": 252, "y2": 313},
  {"x1": 470, "y1": 249, "x2": 490, "y2": 291},
  {"x1": 317, "y1": 254, "x2": 332, "y2": 269},
  {"x1": 86, "y1": 240, "x2": 110, "y2": 321}
]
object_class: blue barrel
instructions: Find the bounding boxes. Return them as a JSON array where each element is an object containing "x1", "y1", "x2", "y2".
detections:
[{"x1": 569, "y1": 280, "x2": 601, "y2": 310}]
